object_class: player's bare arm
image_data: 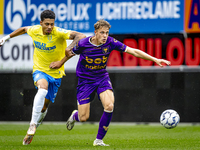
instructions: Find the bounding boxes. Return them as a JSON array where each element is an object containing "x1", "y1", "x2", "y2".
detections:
[
  {"x1": 67, "y1": 31, "x2": 86, "y2": 50},
  {"x1": 126, "y1": 46, "x2": 171, "y2": 67},
  {"x1": 49, "y1": 56, "x2": 70, "y2": 69},
  {"x1": 0, "y1": 26, "x2": 30, "y2": 47},
  {"x1": 10, "y1": 26, "x2": 30, "y2": 38},
  {"x1": 49, "y1": 31, "x2": 86, "y2": 69}
]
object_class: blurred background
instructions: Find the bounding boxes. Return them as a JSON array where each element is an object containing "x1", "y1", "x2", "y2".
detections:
[{"x1": 0, "y1": 0, "x2": 200, "y2": 123}]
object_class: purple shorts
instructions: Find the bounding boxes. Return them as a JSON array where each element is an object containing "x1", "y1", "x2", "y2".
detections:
[{"x1": 77, "y1": 76, "x2": 113, "y2": 105}]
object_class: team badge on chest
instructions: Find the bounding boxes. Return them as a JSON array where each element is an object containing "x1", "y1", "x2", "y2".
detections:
[
  {"x1": 47, "y1": 35, "x2": 53, "y2": 43},
  {"x1": 102, "y1": 47, "x2": 109, "y2": 54}
]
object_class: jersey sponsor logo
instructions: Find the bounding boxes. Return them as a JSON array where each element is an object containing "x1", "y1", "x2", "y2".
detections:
[
  {"x1": 85, "y1": 64, "x2": 106, "y2": 70},
  {"x1": 85, "y1": 56, "x2": 108, "y2": 69},
  {"x1": 85, "y1": 56, "x2": 108, "y2": 64},
  {"x1": 184, "y1": 0, "x2": 200, "y2": 32},
  {"x1": 34, "y1": 40, "x2": 56, "y2": 52}
]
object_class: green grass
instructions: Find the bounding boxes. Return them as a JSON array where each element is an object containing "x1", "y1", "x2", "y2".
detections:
[{"x1": 0, "y1": 123, "x2": 200, "y2": 150}]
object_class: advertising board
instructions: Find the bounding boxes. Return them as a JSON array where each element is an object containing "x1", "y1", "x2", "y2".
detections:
[{"x1": 3, "y1": 0, "x2": 184, "y2": 34}]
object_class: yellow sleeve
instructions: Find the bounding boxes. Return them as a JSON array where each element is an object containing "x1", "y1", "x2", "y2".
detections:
[
  {"x1": 27, "y1": 25, "x2": 42, "y2": 37},
  {"x1": 55, "y1": 27, "x2": 71, "y2": 40},
  {"x1": 27, "y1": 26, "x2": 37, "y2": 37}
]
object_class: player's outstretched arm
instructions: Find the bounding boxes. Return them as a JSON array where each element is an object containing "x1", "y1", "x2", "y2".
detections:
[
  {"x1": 67, "y1": 31, "x2": 86, "y2": 51},
  {"x1": 0, "y1": 26, "x2": 30, "y2": 47},
  {"x1": 126, "y1": 46, "x2": 171, "y2": 67},
  {"x1": 49, "y1": 31, "x2": 86, "y2": 69}
]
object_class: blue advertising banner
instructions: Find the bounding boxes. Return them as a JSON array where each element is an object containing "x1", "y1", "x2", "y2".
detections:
[{"x1": 4, "y1": 0, "x2": 184, "y2": 34}]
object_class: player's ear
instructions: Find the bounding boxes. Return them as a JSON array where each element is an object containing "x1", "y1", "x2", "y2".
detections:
[{"x1": 40, "y1": 21, "x2": 43, "y2": 26}]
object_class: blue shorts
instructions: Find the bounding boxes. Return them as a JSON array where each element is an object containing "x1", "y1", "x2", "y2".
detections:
[
  {"x1": 77, "y1": 75, "x2": 113, "y2": 105},
  {"x1": 32, "y1": 70, "x2": 61, "y2": 103}
]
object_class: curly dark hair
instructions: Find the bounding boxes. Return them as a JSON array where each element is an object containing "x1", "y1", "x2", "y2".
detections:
[
  {"x1": 94, "y1": 19, "x2": 111, "y2": 30},
  {"x1": 40, "y1": 10, "x2": 55, "y2": 21}
]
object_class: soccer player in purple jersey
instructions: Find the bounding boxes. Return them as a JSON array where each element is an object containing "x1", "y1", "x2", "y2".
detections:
[{"x1": 50, "y1": 19, "x2": 171, "y2": 146}]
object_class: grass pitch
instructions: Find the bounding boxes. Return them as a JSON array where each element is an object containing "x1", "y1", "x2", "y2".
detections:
[{"x1": 0, "y1": 123, "x2": 200, "y2": 150}]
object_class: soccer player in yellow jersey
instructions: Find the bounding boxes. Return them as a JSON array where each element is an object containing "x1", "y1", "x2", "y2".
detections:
[{"x1": 0, "y1": 10, "x2": 86, "y2": 145}]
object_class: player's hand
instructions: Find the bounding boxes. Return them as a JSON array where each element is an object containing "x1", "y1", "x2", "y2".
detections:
[
  {"x1": 155, "y1": 59, "x2": 171, "y2": 67},
  {"x1": 65, "y1": 48, "x2": 75, "y2": 58},
  {"x1": 49, "y1": 61, "x2": 62, "y2": 69}
]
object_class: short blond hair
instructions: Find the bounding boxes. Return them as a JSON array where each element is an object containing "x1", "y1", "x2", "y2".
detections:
[{"x1": 94, "y1": 19, "x2": 111, "y2": 30}]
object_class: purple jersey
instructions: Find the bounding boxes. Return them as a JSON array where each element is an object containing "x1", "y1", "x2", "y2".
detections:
[{"x1": 72, "y1": 36, "x2": 127, "y2": 80}]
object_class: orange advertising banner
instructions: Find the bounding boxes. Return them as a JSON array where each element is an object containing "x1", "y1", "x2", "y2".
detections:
[{"x1": 185, "y1": 0, "x2": 200, "y2": 33}]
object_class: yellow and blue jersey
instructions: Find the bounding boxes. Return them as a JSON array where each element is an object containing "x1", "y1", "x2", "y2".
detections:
[{"x1": 27, "y1": 25, "x2": 70, "y2": 78}]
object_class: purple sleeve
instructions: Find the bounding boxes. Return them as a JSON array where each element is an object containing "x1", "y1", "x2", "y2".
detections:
[
  {"x1": 72, "y1": 41, "x2": 82, "y2": 54},
  {"x1": 111, "y1": 38, "x2": 127, "y2": 52}
]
